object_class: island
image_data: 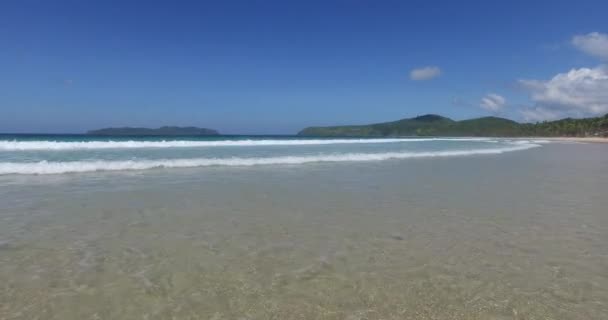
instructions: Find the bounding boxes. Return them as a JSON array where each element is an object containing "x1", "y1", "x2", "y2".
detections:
[
  {"x1": 298, "y1": 114, "x2": 608, "y2": 137},
  {"x1": 87, "y1": 126, "x2": 219, "y2": 136}
]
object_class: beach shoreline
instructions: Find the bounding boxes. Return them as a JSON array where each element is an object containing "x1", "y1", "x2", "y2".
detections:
[{"x1": 541, "y1": 137, "x2": 608, "y2": 143}]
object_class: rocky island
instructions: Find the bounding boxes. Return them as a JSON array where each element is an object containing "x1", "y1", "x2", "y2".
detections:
[{"x1": 87, "y1": 126, "x2": 219, "y2": 136}]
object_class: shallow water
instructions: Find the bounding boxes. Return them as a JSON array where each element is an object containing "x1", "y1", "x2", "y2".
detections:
[{"x1": 1, "y1": 143, "x2": 607, "y2": 319}]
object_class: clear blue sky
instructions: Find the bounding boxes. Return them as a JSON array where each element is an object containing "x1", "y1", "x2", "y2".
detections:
[{"x1": 1, "y1": 0, "x2": 607, "y2": 134}]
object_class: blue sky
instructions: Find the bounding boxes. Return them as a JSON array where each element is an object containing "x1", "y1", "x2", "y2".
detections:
[{"x1": 1, "y1": 0, "x2": 608, "y2": 134}]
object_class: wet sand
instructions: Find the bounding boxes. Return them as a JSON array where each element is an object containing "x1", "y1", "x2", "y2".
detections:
[{"x1": 548, "y1": 137, "x2": 608, "y2": 144}]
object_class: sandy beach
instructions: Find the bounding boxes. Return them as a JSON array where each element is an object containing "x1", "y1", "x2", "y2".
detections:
[{"x1": 545, "y1": 137, "x2": 608, "y2": 143}]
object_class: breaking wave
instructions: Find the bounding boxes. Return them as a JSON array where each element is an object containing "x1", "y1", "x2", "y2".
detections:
[
  {"x1": 0, "y1": 138, "x2": 493, "y2": 151},
  {"x1": 0, "y1": 143, "x2": 540, "y2": 175}
]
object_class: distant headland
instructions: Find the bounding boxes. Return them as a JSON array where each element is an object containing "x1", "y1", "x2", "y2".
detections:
[
  {"x1": 298, "y1": 114, "x2": 608, "y2": 138},
  {"x1": 87, "y1": 126, "x2": 219, "y2": 136}
]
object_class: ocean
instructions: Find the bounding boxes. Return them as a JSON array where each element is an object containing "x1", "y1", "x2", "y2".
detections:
[
  {"x1": 0, "y1": 135, "x2": 607, "y2": 319},
  {"x1": 0, "y1": 135, "x2": 540, "y2": 175}
]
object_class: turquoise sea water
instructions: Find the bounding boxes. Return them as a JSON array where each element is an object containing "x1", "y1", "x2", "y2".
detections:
[{"x1": 0, "y1": 134, "x2": 541, "y2": 175}]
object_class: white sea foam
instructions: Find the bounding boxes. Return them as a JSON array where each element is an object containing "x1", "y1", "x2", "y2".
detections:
[
  {"x1": 0, "y1": 143, "x2": 540, "y2": 175},
  {"x1": 0, "y1": 138, "x2": 493, "y2": 151},
  {"x1": 507, "y1": 139, "x2": 553, "y2": 145}
]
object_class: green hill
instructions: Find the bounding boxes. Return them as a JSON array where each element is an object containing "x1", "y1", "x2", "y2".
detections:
[{"x1": 298, "y1": 114, "x2": 608, "y2": 137}]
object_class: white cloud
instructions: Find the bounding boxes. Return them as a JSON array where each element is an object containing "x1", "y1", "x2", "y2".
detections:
[
  {"x1": 519, "y1": 65, "x2": 608, "y2": 121},
  {"x1": 572, "y1": 32, "x2": 608, "y2": 60},
  {"x1": 480, "y1": 93, "x2": 506, "y2": 112},
  {"x1": 410, "y1": 66, "x2": 441, "y2": 80},
  {"x1": 519, "y1": 107, "x2": 564, "y2": 122}
]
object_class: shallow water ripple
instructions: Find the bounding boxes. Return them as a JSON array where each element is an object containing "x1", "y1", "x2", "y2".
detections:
[{"x1": 1, "y1": 143, "x2": 607, "y2": 319}]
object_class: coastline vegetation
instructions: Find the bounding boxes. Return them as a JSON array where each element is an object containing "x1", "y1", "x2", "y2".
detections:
[{"x1": 298, "y1": 114, "x2": 608, "y2": 137}]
